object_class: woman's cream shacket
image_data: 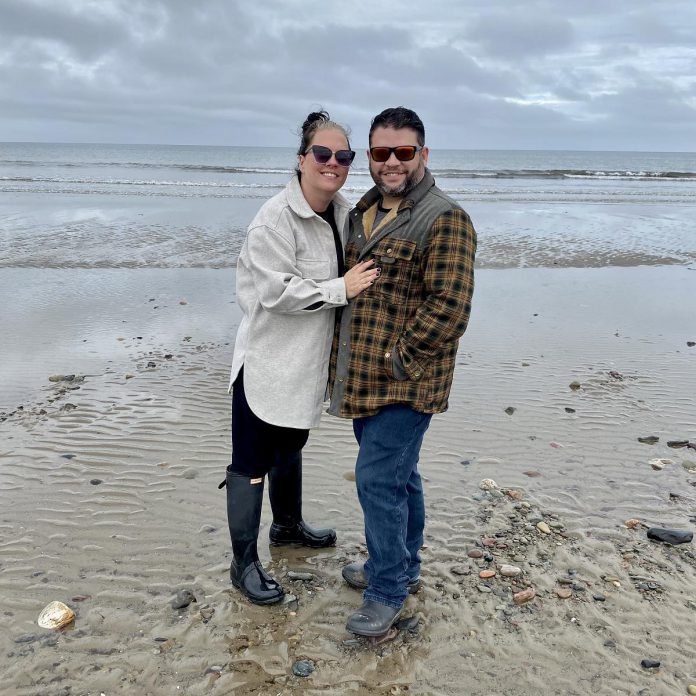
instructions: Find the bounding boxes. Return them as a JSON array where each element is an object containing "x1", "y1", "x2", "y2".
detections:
[{"x1": 229, "y1": 175, "x2": 349, "y2": 429}]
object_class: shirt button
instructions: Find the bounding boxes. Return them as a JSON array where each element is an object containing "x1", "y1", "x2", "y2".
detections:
[
  {"x1": 339, "y1": 378, "x2": 344, "y2": 383},
  {"x1": 342, "y1": 341, "x2": 347, "y2": 346},
  {"x1": 414, "y1": 372, "x2": 421, "y2": 377},
  {"x1": 386, "y1": 248, "x2": 393, "y2": 254},
  {"x1": 384, "y1": 352, "x2": 391, "y2": 358}
]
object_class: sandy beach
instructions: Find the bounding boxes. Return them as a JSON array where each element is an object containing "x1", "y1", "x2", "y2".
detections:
[{"x1": 2, "y1": 263, "x2": 695, "y2": 695}]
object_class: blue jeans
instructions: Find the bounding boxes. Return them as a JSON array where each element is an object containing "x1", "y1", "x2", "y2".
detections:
[{"x1": 353, "y1": 404, "x2": 433, "y2": 609}]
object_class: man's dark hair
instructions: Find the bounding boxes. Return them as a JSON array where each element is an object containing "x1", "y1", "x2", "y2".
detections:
[{"x1": 369, "y1": 107, "x2": 425, "y2": 147}]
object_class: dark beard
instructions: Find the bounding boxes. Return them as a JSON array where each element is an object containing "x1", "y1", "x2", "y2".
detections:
[{"x1": 372, "y1": 168, "x2": 421, "y2": 199}]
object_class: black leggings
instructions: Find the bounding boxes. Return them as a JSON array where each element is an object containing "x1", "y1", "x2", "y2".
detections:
[{"x1": 229, "y1": 367, "x2": 309, "y2": 478}]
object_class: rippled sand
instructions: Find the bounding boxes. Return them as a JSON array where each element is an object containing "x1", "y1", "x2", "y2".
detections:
[{"x1": 1, "y1": 267, "x2": 696, "y2": 695}]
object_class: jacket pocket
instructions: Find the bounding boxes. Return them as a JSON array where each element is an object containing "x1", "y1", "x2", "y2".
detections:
[
  {"x1": 371, "y1": 238, "x2": 417, "y2": 304},
  {"x1": 297, "y1": 258, "x2": 330, "y2": 280}
]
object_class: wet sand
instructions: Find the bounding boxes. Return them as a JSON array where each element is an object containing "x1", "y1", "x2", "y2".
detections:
[{"x1": 2, "y1": 265, "x2": 696, "y2": 695}]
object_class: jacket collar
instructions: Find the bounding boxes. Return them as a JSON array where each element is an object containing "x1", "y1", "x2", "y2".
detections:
[
  {"x1": 286, "y1": 174, "x2": 351, "y2": 219},
  {"x1": 355, "y1": 168, "x2": 435, "y2": 214}
]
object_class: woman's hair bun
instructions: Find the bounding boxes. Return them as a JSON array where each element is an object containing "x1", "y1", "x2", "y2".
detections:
[{"x1": 302, "y1": 110, "x2": 330, "y2": 134}]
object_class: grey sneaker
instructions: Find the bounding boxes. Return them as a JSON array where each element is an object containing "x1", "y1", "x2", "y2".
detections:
[{"x1": 342, "y1": 561, "x2": 421, "y2": 594}]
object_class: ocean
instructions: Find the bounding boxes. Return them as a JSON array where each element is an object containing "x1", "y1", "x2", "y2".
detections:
[{"x1": 1, "y1": 142, "x2": 695, "y2": 269}]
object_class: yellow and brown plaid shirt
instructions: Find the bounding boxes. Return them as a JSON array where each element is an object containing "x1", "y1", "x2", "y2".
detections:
[{"x1": 328, "y1": 170, "x2": 476, "y2": 418}]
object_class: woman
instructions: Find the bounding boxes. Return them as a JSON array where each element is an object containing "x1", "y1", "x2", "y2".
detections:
[{"x1": 223, "y1": 111, "x2": 378, "y2": 605}]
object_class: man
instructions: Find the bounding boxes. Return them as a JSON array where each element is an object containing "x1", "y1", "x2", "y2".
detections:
[{"x1": 328, "y1": 107, "x2": 476, "y2": 636}]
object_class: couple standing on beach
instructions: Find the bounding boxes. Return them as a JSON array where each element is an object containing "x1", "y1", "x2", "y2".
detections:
[{"x1": 221, "y1": 107, "x2": 477, "y2": 637}]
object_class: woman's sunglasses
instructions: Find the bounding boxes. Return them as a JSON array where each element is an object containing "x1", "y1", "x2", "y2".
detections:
[
  {"x1": 369, "y1": 146, "x2": 423, "y2": 163},
  {"x1": 305, "y1": 145, "x2": 356, "y2": 167}
]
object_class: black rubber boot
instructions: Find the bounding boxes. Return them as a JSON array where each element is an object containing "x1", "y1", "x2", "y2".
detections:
[
  {"x1": 268, "y1": 451, "x2": 337, "y2": 548},
  {"x1": 226, "y1": 470, "x2": 284, "y2": 605}
]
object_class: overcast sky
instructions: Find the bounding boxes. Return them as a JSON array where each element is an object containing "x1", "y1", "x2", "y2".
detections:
[{"x1": 1, "y1": 0, "x2": 695, "y2": 151}]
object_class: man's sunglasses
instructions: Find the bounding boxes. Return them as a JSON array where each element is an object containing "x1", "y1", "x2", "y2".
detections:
[
  {"x1": 369, "y1": 146, "x2": 423, "y2": 163},
  {"x1": 305, "y1": 145, "x2": 356, "y2": 167}
]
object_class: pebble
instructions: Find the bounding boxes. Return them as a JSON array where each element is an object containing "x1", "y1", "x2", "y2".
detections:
[
  {"x1": 556, "y1": 588, "x2": 572, "y2": 599},
  {"x1": 536, "y1": 522, "x2": 552, "y2": 534},
  {"x1": 499, "y1": 565, "x2": 521, "y2": 577},
  {"x1": 513, "y1": 587, "x2": 536, "y2": 604},
  {"x1": 479, "y1": 570, "x2": 496, "y2": 579},
  {"x1": 14, "y1": 634, "x2": 38, "y2": 644},
  {"x1": 569, "y1": 381, "x2": 581, "y2": 390},
  {"x1": 287, "y1": 571, "x2": 314, "y2": 581},
  {"x1": 564, "y1": 407, "x2": 576, "y2": 413},
  {"x1": 467, "y1": 549, "x2": 483, "y2": 559},
  {"x1": 522, "y1": 470, "x2": 542, "y2": 477},
  {"x1": 667, "y1": 440, "x2": 690, "y2": 448},
  {"x1": 638, "y1": 435, "x2": 659, "y2": 444},
  {"x1": 624, "y1": 518, "x2": 641, "y2": 529},
  {"x1": 476, "y1": 584, "x2": 492, "y2": 593},
  {"x1": 451, "y1": 565, "x2": 471, "y2": 576},
  {"x1": 479, "y1": 478, "x2": 498, "y2": 491},
  {"x1": 292, "y1": 659, "x2": 315, "y2": 678},
  {"x1": 650, "y1": 458, "x2": 672, "y2": 470},
  {"x1": 481, "y1": 538, "x2": 497, "y2": 547},
  {"x1": 281, "y1": 593, "x2": 298, "y2": 609},
  {"x1": 204, "y1": 666, "x2": 223, "y2": 675},
  {"x1": 90, "y1": 479, "x2": 103, "y2": 486},
  {"x1": 504, "y1": 406, "x2": 516, "y2": 415},
  {"x1": 147, "y1": 361, "x2": 157, "y2": 368},
  {"x1": 640, "y1": 659, "x2": 660, "y2": 669},
  {"x1": 593, "y1": 594, "x2": 606, "y2": 602},
  {"x1": 171, "y1": 590, "x2": 196, "y2": 609},
  {"x1": 688, "y1": 685, "x2": 696, "y2": 695}
]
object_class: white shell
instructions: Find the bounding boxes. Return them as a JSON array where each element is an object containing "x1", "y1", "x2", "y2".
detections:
[
  {"x1": 479, "y1": 478, "x2": 498, "y2": 491},
  {"x1": 37, "y1": 601, "x2": 75, "y2": 629}
]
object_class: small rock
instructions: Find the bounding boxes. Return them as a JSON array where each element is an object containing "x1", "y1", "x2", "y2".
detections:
[
  {"x1": 460, "y1": 459, "x2": 471, "y2": 466},
  {"x1": 479, "y1": 478, "x2": 498, "y2": 491},
  {"x1": 593, "y1": 594, "x2": 606, "y2": 602},
  {"x1": 650, "y1": 458, "x2": 672, "y2": 471},
  {"x1": 556, "y1": 588, "x2": 572, "y2": 599},
  {"x1": 608, "y1": 370, "x2": 623, "y2": 380},
  {"x1": 179, "y1": 299, "x2": 188, "y2": 305},
  {"x1": 536, "y1": 522, "x2": 552, "y2": 534},
  {"x1": 147, "y1": 361, "x2": 157, "y2": 368},
  {"x1": 287, "y1": 571, "x2": 314, "y2": 581},
  {"x1": 513, "y1": 587, "x2": 536, "y2": 605},
  {"x1": 647, "y1": 527, "x2": 693, "y2": 545},
  {"x1": 687, "y1": 341, "x2": 696, "y2": 347},
  {"x1": 204, "y1": 666, "x2": 223, "y2": 675},
  {"x1": 14, "y1": 634, "x2": 38, "y2": 644},
  {"x1": 500, "y1": 565, "x2": 521, "y2": 577},
  {"x1": 292, "y1": 659, "x2": 315, "y2": 677},
  {"x1": 171, "y1": 590, "x2": 196, "y2": 609},
  {"x1": 638, "y1": 436, "x2": 659, "y2": 444},
  {"x1": 640, "y1": 659, "x2": 660, "y2": 669},
  {"x1": 479, "y1": 570, "x2": 496, "y2": 579},
  {"x1": 451, "y1": 565, "x2": 471, "y2": 576},
  {"x1": 624, "y1": 518, "x2": 641, "y2": 529},
  {"x1": 564, "y1": 407, "x2": 576, "y2": 413},
  {"x1": 476, "y1": 584, "x2": 492, "y2": 593},
  {"x1": 688, "y1": 685, "x2": 696, "y2": 695},
  {"x1": 569, "y1": 381, "x2": 581, "y2": 391},
  {"x1": 59, "y1": 403, "x2": 77, "y2": 412},
  {"x1": 90, "y1": 479, "x2": 103, "y2": 486},
  {"x1": 125, "y1": 373, "x2": 134, "y2": 379},
  {"x1": 504, "y1": 406, "x2": 515, "y2": 415},
  {"x1": 667, "y1": 440, "x2": 689, "y2": 448},
  {"x1": 281, "y1": 593, "x2": 298, "y2": 609},
  {"x1": 505, "y1": 489, "x2": 523, "y2": 501},
  {"x1": 481, "y1": 537, "x2": 497, "y2": 547},
  {"x1": 522, "y1": 470, "x2": 542, "y2": 477},
  {"x1": 467, "y1": 549, "x2": 483, "y2": 559}
]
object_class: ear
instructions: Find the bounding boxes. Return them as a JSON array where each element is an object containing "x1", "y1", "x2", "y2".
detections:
[
  {"x1": 421, "y1": 146, "x2": 429, "y2": 166},
  {"x1": 298, "y1": 154, "x2": 306, "y2": 174},
  {"x1": 365, "y1": 147, "x2": 371, "y2": 161}
]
